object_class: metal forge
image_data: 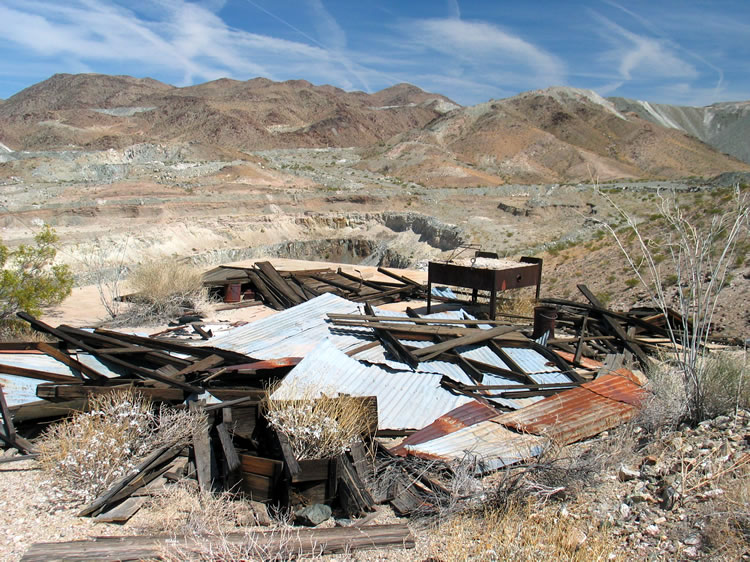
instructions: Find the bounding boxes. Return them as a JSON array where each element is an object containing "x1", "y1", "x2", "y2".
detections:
[{"x1": 426, "y1": 256, "x2": 542, "y2": 320}]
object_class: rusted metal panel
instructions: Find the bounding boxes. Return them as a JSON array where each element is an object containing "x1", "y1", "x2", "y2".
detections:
[
  {"x1": 390, "y1": 401, "x2": 499, "y2": 455},
  {"x1": 554, "y1": 350, "x2": 603, "y2": 370},
  {"x1": 494, "y1": 373, "x2": 648, "y2": 445},
  {"x1": 392, "y1": 372, "x2": 647, "y2": 467}
]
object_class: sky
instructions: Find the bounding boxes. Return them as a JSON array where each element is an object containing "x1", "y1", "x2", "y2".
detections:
[{"x1": 0, "y1": 0, "x2": 747, "y2": 107}]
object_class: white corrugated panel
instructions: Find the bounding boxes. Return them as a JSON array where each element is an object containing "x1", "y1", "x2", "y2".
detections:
[
  {"x1": 0, "y1": 352, "x2": 120, "y2": 406},
  {"x1": 0, "y1": 375, "x2": 42, "y2": 406},
  {"x1": 207, "y1": 293, "x2": 368, "y2": 358},
  {"x1": 271, "y1": 340, "x2": 474, "y2": 431},
  {"x1": 502, "y1": 347, "x2": 561, "y2": 374},
  {"x1": 403, "y1": 420, "x2": 546, "y2": 473}
]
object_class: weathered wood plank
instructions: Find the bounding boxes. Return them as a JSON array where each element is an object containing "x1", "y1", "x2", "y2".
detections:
[
  {"x1": 93, "y1": 496, "x2": 147, "y2": 524},
  {"x1": 20, "y1": 524, "x2": 415, "y2": 561}
]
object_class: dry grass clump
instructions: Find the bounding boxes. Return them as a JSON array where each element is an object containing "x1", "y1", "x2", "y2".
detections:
[
  {"x1": 38, "y1": 389, "x2": 205, "y2": 504},
  {"x1": 701, "y1": 460, "x2": 750, "y2": 560},
  {"x1": 492, "y1": 435, "x2": 630, "y2": 506},
  {"x1": 263, "y1": 385, "x2": 374, "y2": 460},
  {"x1": 495, "y1": 290, "x2": 537, "y2": 319},
  {"x1": 637, "y1": 362, "x2": 690, "y2": 433},
  {"x1": 424, "y1": 501, "x2": 623, "y2": 561},
  {"x1": 118, "y1": 258, "x2": 210, "y2": 325},
  {"x1": 140, "y1": 483, "x2": 255, "y2": 537}
]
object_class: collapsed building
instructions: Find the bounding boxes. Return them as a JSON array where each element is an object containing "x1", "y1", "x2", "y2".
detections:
[{"x1": 1, "y1": 257, "x2": 717, "y2": 560}]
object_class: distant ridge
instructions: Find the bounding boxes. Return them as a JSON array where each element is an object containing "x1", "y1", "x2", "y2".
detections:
[
  {"x1": 0, "y1": 73, "x2": 457, "y2": 152},
  {"x1": 0, "y1": 74, "x2": 747, "y2": 184},
  {"x1": 609, "y1": 97, "x2": 750, "y2": 164},
  {"x1": 357, "y1": 86, "x2": 749, "y2": 186}
]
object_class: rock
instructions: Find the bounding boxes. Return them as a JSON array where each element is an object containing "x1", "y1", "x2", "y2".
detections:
[
  {"x1": 683, "y1": 546, "x2": 700, "y2": 559},
  {"x1": 659, "y1": 485, "x2": 678, "y2": 511},
  {"x1": 295, "y1": 504, "x2": 332, "y2": 526},
  {"x1": 645, "y1": 524, "x2": 660, "y2": 537},
  {"x1": 619, "y1": 503, "x2": 631, "y2": 520},
  {"x1": 618, "y1": 465, "x2": 640, "y2": 482},
  {"x1": 683, "y1": 534, "x2": 702, "y2": 546},
  {"x1": 713, "y1": 415, "x2": 731, "y2": 428},
  {"x1": 641, "y1": 455, "x2": 658, "y2": 466},
  {"x1": 696, "y1": 488, "x2": 724, "y2": 500},
  {"x1": 563, "y1": 527, "x2": 587, "y2": 550},
  {"x1": 629, "y1": 491, "x2": 656, "y2": 504}
]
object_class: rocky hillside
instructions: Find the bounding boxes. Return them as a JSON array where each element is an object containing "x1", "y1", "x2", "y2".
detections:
[
  {"x1": 610, "y1": 97, "x2": 750, "y2": 165},
  {"x1": 358, "y1": 87, "x2": 750, "y2": 186},
  {"x1": 1, "y1": 75, "x2": 747, "y2": 185},
  {"x1": 0, "y1": 74, "x2": 458, "y2": 151}
]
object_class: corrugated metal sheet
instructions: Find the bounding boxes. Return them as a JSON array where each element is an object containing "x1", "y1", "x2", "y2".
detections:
[
  {"x1": 0, "y1": 353, "x2": 83, "y2": 377},
  {"x1": 0, "y1": 352, "x2": 120, "y2": 406},
  {"x1": 390, "y1": 371, "x2": 647, "y2": 470},
  {"x1": 0, "y1": 375, "x2": 42, "y2": 406},
  {"x1": 270, "y1": 340, "x2": 474, "y2": 431},
  {"x1": 401, "y1": 419, "x2": 545, "y2": 472},
  {"x1": 206, "y1": 295, "x2": 575, "y2": 412},
  {"x1": 495, "y1": 373, "x2": 648, "y2": 445},
  {"x1": 502, "y1": 347, "x2": 560, "y2": 374},
  {"x1": 0, "y1": 351, "x2": 121, "y2": 378},
  {"x1": 207, "y1": 293, "x2": 367, "y2": 358},
  {"x1": 391, "y1": 401, "x2": 499, "y2": 455}
]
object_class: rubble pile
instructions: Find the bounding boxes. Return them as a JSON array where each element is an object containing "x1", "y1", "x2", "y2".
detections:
[{"x1": 0, "y1": 257, "x2": 744, "y2": 560}]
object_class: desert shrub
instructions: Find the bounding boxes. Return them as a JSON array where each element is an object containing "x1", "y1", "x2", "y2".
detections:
[
  {"x1": 637, "y1": 362, "x2": 690, "y2": 433},
  {"x1": 596, "y1": 184, "x2": 749, "y2": 422},
  {"x1": 263, "y1": 386, "x2": 374, "y2": 460},
  {"x1": 0, "y1": 225, "x2": 73, "y2": 330},
  {"x1": 700, "y1": 351, "x2": 749, "y2": 419},
  {"x1": 120, "y1": 258, "x2": 209, "y2": 324},
  {"x1": 38, "y1": 389, "x2": 205, "y2": 504}
]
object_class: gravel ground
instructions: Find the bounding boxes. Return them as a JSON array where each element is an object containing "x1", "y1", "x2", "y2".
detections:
[{"x1": 0, "y1": 457, "x2": 143, "y2": 561}]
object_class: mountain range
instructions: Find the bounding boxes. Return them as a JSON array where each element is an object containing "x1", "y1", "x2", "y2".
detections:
[{"x1": 0, "y1": 73, "x2": 747, "y2": 185}]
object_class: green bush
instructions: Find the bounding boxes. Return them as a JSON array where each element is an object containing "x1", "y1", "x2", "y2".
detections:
[{"x1": 0, "y1": 226, "x2": 73, "y2": 325}]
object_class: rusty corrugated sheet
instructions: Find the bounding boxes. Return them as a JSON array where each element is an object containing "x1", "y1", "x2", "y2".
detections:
[
  {"x1": 554, "y1": 350, "x2": 603, "y2": 370},
  {"x1": 495, "y1": 373, "x2": 648, "y2": 445},
  {"x1": 391, "y1": 401, "x2": 499, "y2": 455},
  {"x1": 390, "y1": 371, "x2": 648, "y2": 468}
]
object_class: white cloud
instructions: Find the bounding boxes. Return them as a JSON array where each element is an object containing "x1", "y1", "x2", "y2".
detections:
[
  {"x1": 0, "y1": 0, "x2": 366, "y2": 89},
  {"x1": 404, "y1": 19, "x2": 565, "y2": 87},
  {"x1": 593, "y1": 14, "x2": 698, "y2": 81}
]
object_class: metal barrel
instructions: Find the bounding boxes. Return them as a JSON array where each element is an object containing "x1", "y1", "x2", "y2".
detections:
[{"x1": 532, "y1": 305, "x2": 557, "y2": 340}]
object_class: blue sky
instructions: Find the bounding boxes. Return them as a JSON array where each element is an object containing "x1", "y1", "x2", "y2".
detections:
[{"x1": 0, "y1": 0, "x2": 747, "y2": 106}]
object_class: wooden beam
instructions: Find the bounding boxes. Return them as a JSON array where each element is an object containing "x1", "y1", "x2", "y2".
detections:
[
  {"x1": 20, "y1": 524, "x2": 415, "y2": 561},
  {"x1": 577, "y1": 285, "x2": 652, "y2": 369},
  {"x1": 16, "y1": 314, "x2": 202, "y2": 393},
  {"x1": 364, "y1": 303, "x2": 420, "y2": 368},
  {"x1": 413, "y1": 326, "x2": 518, "y2": 361},
  {"x1": 36, "y1": 342, "x2": 105, "y2": 381},
  {"x1": 328, "y1": 313, "x2": 513, "y2": 326}
]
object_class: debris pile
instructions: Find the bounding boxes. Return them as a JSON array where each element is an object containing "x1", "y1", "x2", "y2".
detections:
[{"x1": 2, "y1": 259, "x2": 737, "y2": 560}]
